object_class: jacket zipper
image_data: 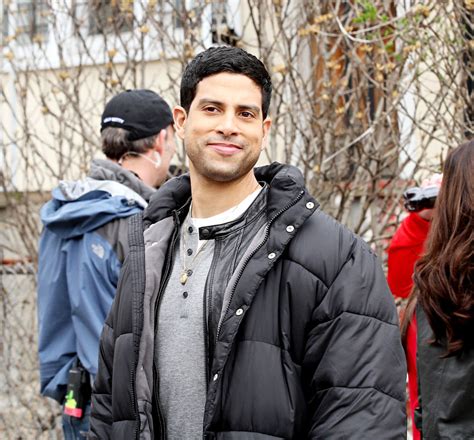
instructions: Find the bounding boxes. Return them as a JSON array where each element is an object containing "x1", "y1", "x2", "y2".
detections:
[
  {"x1": 203, "y1": 273, "x2": 211, "y2": 387},
  {"x1": 132, "y1": 362, "x2": 139, "y2": 440},
  {"x1": 152, "y1": 211, "x2": 181, "y2": 439},
  {"x1": 131, "y1": 214, "x2": 144, "y2": 440},
  {"x1": 204, "y1": 239, "x2": 223, "y2": 385},
  {"x1": 215, "y1": 190, "x2": 305, "y2": 343}
]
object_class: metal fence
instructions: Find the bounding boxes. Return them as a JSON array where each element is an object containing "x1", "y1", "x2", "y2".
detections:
[{"x1": 0, "y1": 262, "x2": 61, "y2": 439}]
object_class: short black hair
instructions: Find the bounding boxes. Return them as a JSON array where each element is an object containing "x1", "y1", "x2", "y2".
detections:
[{"x1": 180, "y1": 46, "x2": 272, "y2": 118}]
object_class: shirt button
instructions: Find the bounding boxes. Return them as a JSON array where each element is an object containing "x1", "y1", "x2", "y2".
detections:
[
  {"x1": 188, "y1": 226, "x2": 193, "y2": 233},
  {"x1": 187, "y1": 248, "x2": 193, "y2": 256},
  {"x1": 236, "y1": 308, "x2": 243, "y2": 316},
  {"x1": 183, "y1": 291, "x2": 188, "y2": 298},
  {"x1": 286, "y1": 225, "x2": 295, "y2": 233},
  {"x1": 268, "y1": 252, "x2": 276, "y2": 260},
  {"x1": 213, "y1": 373, "x2": 219, "y2": 381},
  {"x1": 187, "y1": 269, "x2": 193, "y2": 276},
  {"x1": 306, "y1": 201, "x2": 315, "y2": 209}
]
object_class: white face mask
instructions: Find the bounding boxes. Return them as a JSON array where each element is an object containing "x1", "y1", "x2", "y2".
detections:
[{"x1": 118, "y1": 151, "x2": 162, "y2": 168}]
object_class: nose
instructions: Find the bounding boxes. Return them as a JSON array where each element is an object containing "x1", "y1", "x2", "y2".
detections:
[{"x1": 216, "y1": 112, "x2": 239, "y2": 137}]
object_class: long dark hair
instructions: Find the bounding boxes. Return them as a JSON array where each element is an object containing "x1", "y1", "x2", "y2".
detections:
[{"x1": 406, "y1": 140, "x2": 474, "y2": 356}]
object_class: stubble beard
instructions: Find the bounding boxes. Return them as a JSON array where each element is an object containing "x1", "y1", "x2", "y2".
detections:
[{"x1": 186, "y1": 138, "x2": 260, "y2": 183}]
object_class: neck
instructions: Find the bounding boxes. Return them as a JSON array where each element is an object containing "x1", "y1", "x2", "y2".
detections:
[
  {"x1": 190, "y1": 170, "x2": 260, "y2": 218},
  {"x1": 119, "y1": 156, "x2": 158, "y2": 188}
]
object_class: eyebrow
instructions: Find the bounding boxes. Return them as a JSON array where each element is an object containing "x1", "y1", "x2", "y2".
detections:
[{"x1": 197, "y1": 99, "x2": 261, "y2": 116}]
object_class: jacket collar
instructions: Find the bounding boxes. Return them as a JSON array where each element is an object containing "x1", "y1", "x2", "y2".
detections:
[
  {"x1": 143, "y1": 162, "x2": 318, "y2": 228},
  {"x1": 194, "y1": 185, "x2": 268, "y2": 240}
]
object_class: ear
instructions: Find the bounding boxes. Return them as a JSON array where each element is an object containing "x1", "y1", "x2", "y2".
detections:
[
  {"x1": 173, "y1": 106, "x2": 187, "y2": 140},
  {"x1": 261, "y1": 116, "x2": 272, "y2": 150}
]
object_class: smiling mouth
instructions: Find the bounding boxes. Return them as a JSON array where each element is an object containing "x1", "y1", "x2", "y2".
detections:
[{"x1": 207, "y1": 143, "x2": 243, "y2": 156}]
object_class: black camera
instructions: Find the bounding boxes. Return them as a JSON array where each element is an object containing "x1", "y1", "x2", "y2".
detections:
[{"x1": 403, "y1": 186, "x2": 439, "y2": 212}]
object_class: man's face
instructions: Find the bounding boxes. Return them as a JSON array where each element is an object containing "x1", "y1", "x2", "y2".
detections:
[{"x1": 174, "y1": 72, "x2": 271, "y2": 183}]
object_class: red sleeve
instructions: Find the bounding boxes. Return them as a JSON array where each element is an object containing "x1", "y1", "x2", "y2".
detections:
[{"x1": 387, "y1": 213, "x2": 430, "y2": 299}]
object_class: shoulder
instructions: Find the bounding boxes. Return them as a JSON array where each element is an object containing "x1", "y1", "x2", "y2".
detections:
[
  {"x1": 94, "y1": 216, "x2": 131, "y2": 263},
  {"x1": 390, "y1": 213, "x2": 430, "y2": 247},
  {"x1": 288, "y1": 208, "x2": 374, "y2": 286}
]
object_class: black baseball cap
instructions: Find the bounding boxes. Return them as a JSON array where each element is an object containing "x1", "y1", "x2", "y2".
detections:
[{"x1": 101, "y1": 89, "x2": 173, "y2": 141}]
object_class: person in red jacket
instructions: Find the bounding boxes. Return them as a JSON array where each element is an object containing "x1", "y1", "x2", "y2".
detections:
[
  {"x1": 387, "y1": 173, "x2": 442, "y2": 440},
  {"x1": 387, "y1": 210, "x2": 431, "y2": 299}
]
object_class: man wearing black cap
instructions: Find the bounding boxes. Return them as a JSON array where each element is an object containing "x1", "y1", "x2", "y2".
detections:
[
  {"x1": 100, "y1": 89, "x2": 176, "y2": 189},
  {"x1": 37, "y1": 89, "x2": 175, "y2": 440}
]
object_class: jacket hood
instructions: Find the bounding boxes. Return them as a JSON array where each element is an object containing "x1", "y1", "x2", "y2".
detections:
[
  {"x1": 41, "y1": 178, "x2": 144, "y2": 239},
  {"x1": 89, "y1": 159, "x2": 155, "y2": 202},
  {"x1": 144, "y1": 162, "x2": 317, "y2": 226}
]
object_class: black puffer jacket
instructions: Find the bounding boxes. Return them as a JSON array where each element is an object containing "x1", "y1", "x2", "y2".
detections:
[{"x1": 90, "y1": 163, "x2": 407, "y2": 439}]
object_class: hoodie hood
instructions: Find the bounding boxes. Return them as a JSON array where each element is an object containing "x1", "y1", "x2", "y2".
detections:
[
  {"x1": 89, "y1": 159, "x2": 155, "y2": 202},
  {"x1": 41, "y1": 177, "x2": 145, "y2": 239}
]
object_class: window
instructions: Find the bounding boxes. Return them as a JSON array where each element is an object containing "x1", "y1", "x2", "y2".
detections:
[
  {"x1": 172, "y1": 0, "x2": 184, "y2": 29},
  {"x1": 2, "y1": 2, "x2": 8, "y2": 44},
  {"x1": 89, "y1": 0, "x2": 134, "y2": 35},
  {"x1": 2, "y1": 0, "x2": 49, "y2": 45},
  {"x1": 211, "y1": 0, "x2": 240, "y2": 46}
]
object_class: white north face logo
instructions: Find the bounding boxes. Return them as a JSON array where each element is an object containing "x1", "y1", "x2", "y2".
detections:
[{"x1": 91, "y1": 243, "x2": 105, "y2": 259}]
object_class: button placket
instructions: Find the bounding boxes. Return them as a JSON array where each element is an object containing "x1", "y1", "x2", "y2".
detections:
[{"x1": 180, "y1": 224, "x2": 198, "y2": 305}]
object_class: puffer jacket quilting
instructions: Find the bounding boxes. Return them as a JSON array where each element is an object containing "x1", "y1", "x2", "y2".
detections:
[{"x1": 90, "y1": 163, "x2": 407, "y2": 439}]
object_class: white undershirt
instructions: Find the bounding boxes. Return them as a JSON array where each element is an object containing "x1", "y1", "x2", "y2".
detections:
[{"x1": 190, "y1": 185, "x2": 263, "y2": 249}]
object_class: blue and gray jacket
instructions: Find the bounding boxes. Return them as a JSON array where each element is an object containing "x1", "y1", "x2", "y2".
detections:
[{"x1": 37, "y1": 159, "x2": 154, "y2": 403}]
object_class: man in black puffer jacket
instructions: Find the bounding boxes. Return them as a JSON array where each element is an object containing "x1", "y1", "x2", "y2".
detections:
[{"x1": 90, "y1": 46, "x2": 406, "y2": 440}]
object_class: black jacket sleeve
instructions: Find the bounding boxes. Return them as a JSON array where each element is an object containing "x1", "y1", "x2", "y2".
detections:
[
  {"x1": 89, "y1": 318, "x2": 115, "y2": 439},
  {"x1": 89, "y1": 255, "x2": 132, "y2": 439},
  {"x1": 303, "y1": 239, "x2": 407, "y2": 439}
]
